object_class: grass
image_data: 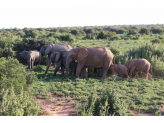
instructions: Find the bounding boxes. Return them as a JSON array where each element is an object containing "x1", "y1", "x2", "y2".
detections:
[{"x1": 30, "y1": 34, "x2": 164, "y2": 116}]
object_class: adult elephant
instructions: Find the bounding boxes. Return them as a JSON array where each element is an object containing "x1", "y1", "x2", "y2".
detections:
[
  {"x1": 125, "y1": 58, "x2": 152, "y2": 80},
  {"x1": 21, "y1": 50, "x2": 42, "y2": 69},
  {"x1": 64, "y1": 47, "x2": 115, "y2": 79},
  {"x1": 40, "y1": 44, "x2": 72, "y2": 66},
  {"x1": 21, "y1": 50, "x2": 29, "y2": 65},
  {"x1": 44, "y1": 51, "x2": 77, "y2": 77}
]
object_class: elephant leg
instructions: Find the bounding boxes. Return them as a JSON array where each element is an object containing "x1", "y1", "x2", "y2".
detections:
[
  {"x1": 129, "y1": 67, "x2": 135, "y2": 78},
  {"x1": 134, "y1": 71, "x2": 138, "y2": 79},
  {"x1": 53, "y1": 61, "x2": 61, "y2": 76},
  {"x1": 145, "y1": 72, "x2": 148, "y2": 80},
  {"x1": 61, "y1": 65, "x2": 65, "y2": 77},
  {"x1": 101, "y1": 69, "x2": 108, "y2": 79},
  {"x1": 76, "y1": 63, "x2": 85, "y2": 78},
  {"x1": 82, "y1": 66, "x2": 88, "y2": 79},
  {"x1": 125, "y1": 71, "x2": 129, "y2": 78},
  {"x1": 71, "y1": 63, "x2": 77, "y2": 77},
  {"x1": 46, "y1": 57, "x2": 50, "y2": 66}
]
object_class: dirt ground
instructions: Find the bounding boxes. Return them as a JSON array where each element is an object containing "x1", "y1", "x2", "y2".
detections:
[{"x1": 35, "y1": 93, "x2": 77, "y2": 116}]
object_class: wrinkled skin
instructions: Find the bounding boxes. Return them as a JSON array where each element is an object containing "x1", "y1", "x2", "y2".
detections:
[
  {"x1": 65, "y1": 47, "x2": 115, "y2": 79},
  {"x1": 125, "y1": 58, "x2": 152, "y2": 80},
  {"x1": 26, "y1": 50, "x2": 42, "y2": 69},
  {"x1": 109, "y1": 64, "x2": 129, "y2": 78},
  {"x1": 40, "y1": 44, "x2": 72, "y2": 66},
  {"x1": 44, "y1": 51, "x2": 77, "y2": 77}
]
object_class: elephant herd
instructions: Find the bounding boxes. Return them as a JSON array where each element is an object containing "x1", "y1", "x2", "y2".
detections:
[{"x1": 21, "y1": 44, "x2": 152, "y2": 80}]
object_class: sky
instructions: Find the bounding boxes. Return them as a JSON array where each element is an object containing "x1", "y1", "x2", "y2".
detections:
[{"x1": 0, "y1": 0, "x2": 164, "y2": 29}]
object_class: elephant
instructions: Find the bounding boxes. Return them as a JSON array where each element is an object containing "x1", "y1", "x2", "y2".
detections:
[
  {"x1": 64, "y1": 47, "x2": 116, "y2": 79},
  {"x1": 21, "y1": 50, "x2": 42, "y2": 69},
  {"x1": 125, "y1": 58, "x2": 152, "y2": 80},
  {"x1": 40, "y1": 44, "x2": 72, "y2": 66},
  {"x1": 109, "y1": 64, "x2": 129, "y2": 78},
  {"x1": 44, "y1": 51, "x2": 77, "y2": 77},
  {"x1": 21, "y1": 50, "x2": 29, "y2": 65}
]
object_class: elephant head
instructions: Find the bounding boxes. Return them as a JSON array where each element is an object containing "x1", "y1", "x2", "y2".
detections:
[
  {"x1": 65, "y1": 47, "x2": 88, "y2": 78},
  {"x1": 125, "y1": 60, "x2": 135, "y2": 69},
  {"x1": 44, "y1": 52, "x2": 61, "y2": 75},
  {"x1": 21, "y1": 50, "x2": 29, "y2": 60},
  {"x1": 40, "y1": 45, "x2": 52, "y2": 56}
]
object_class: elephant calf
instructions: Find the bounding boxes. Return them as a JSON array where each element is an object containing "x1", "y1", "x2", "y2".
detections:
[
  {"x1": 125, "y1": 58, "x2": 152, "y2": 80},
  {"x1": 21, "y1": 50, "x2": 42, "y2": 69},
  {"x1": 44, "y1": 51, "x2": 77, "y2": 77},
  {"x1": 109, "y1": 64, "x2": 129, "y2": 78}
]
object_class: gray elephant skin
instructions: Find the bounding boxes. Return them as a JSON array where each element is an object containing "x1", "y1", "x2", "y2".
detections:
[
  {"x1": 44, "y1": 51, "x2": 77, "y2": 77},
  {"x1": 21, "y1": 50, "x2": 42, "y2": 69},
  {"x1": 109, "y1": 64, "x2": 129, "y2": 78},
  {"x1": 40, "y1": 44, "x2": 72, "y2": 66}
]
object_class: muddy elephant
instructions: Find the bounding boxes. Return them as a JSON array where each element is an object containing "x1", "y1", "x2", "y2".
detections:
[
  {"x1": 40, "y1": 44, "x2": 72, "y2": 66},
  {"x1": 125, "y1": 58, "x2": 152, "y2": 80},
  {"x1": 44, "y1": 51, "x2": 77, "y2": 77},
  {"x1": 65, "y1": 47, "x2": 115, "y2": 79},
  {"x1": 21, "y1": 50, "x2": 42, "y2": 69},
  {"x1": 109, "y1": 64, "x2": 129, "y2": 78}
]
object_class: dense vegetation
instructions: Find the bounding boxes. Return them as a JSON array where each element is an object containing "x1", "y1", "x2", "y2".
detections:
[{"x1": 1, "y1": 24, "x2": 164, "y2": 116}]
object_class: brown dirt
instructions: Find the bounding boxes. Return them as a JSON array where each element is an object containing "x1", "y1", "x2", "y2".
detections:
[
  {"x1": 130, "y1": 110, "x2": 155, "y2": 116},
  {"x1": 35, "y1": 93, "x2": 77, "y2": 116}
]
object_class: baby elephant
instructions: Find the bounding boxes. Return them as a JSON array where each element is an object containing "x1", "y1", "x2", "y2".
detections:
[
  {"x1": 125, "y1": 58, "x2": 152, "y2": 80},
  {"x1": 44, "y1": 51, "x2": 77, "y2": 77},
  {"x1": 109, "y1": 64, "x2": 129, "y2": 78}
]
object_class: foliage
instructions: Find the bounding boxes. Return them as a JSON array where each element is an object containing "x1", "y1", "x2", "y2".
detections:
[
  {"x1": 0, "y1": 87, "x2": 41, "y2": 116},
  {"x1": 0, "y1": 57, "x2": 37, "y2": 94},
  {"x1": 78, "y1": 88, "x2": 128, "y2": 116},
  {"x1": 140, "y1": 28, "x2": 150, "y2": 35},
  {"x1": 151, "y1": 39, "x2": 163, "y2": 44}
]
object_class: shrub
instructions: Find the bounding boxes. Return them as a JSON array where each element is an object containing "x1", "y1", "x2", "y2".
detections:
[
  {"x1": 151, "y1": 27, "x2": 163, "y2": 34},
  {"x1": 127, "y1": 29, "x2": 138, "y2": 35},
  {"x1": 0, "y1": 57, "x2": 37, "y2": 94},
  {"x1": 78, "y1": 88, "x2": 128, "y2": 116},
  {"x1": 0, "y1": 87, "x2": 41, "y2": 116},
  {"x1": 139, "y1": 28, "x2": 150, "y2": 35},
  {"x1": 151, "y1": 39, "x2": 161, "y2": 44}
]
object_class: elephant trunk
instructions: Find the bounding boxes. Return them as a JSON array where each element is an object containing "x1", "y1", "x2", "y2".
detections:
[
  {"x1": 44, "y1": 59, "x2": 52, "y2": 75},
  {"x1": 65, "y1": 57, "x2": 73, "y2": 78}
]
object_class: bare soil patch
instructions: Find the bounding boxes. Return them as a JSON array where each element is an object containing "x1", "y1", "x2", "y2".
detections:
[{"x1": 35, "y1": 93, "x2": 77, "y2": 116}]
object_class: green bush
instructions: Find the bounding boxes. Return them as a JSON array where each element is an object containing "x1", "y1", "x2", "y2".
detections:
[
  {"x1": 151, "y1": 27, "x2": 163, "y2": 34},
  {"x1": 78, "y1": 88, "x2": 128, "y2": 116},
  {"x1": 127, "y1": 29, "x2": 138, "y2": 35},
  {"x1": 140, "y1": 28, "x2": 150, "y2": 35},
  {"x1": 151, "y1": 39, "x2": 161, "y2": 44},
  {"x1": 0, "y1": 57, "x2": 37, "y2": 94},
  {"x1": 0, "y1": 87, "x2": 41, "y2": 116}
]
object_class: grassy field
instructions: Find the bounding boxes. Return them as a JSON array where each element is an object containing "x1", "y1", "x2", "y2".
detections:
[{"x1": 30, "y1": 34, "x2": 164, "y2": 116}]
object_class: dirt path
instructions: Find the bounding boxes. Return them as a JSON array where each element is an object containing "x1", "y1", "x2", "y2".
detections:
[{"x1": 35, "y1": 93, "x2": 77, "y2": 116}]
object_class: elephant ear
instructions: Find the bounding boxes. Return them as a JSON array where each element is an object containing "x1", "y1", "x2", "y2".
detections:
[
  {"x1": 44, "y1": 45, "x2": 52, "y2": 56},
  {"x1": 128, "y1": 60, "x2": 135, "y2": 68},
  {"x1": 21, "y1": 50, "x2": 28, "y2": 60},
  {"x1": 77, "y1": 47, "x2": 88, "y2": 63},
  {"x1": 55, "y1": 52, "x2": 61, "y2": 63}
]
